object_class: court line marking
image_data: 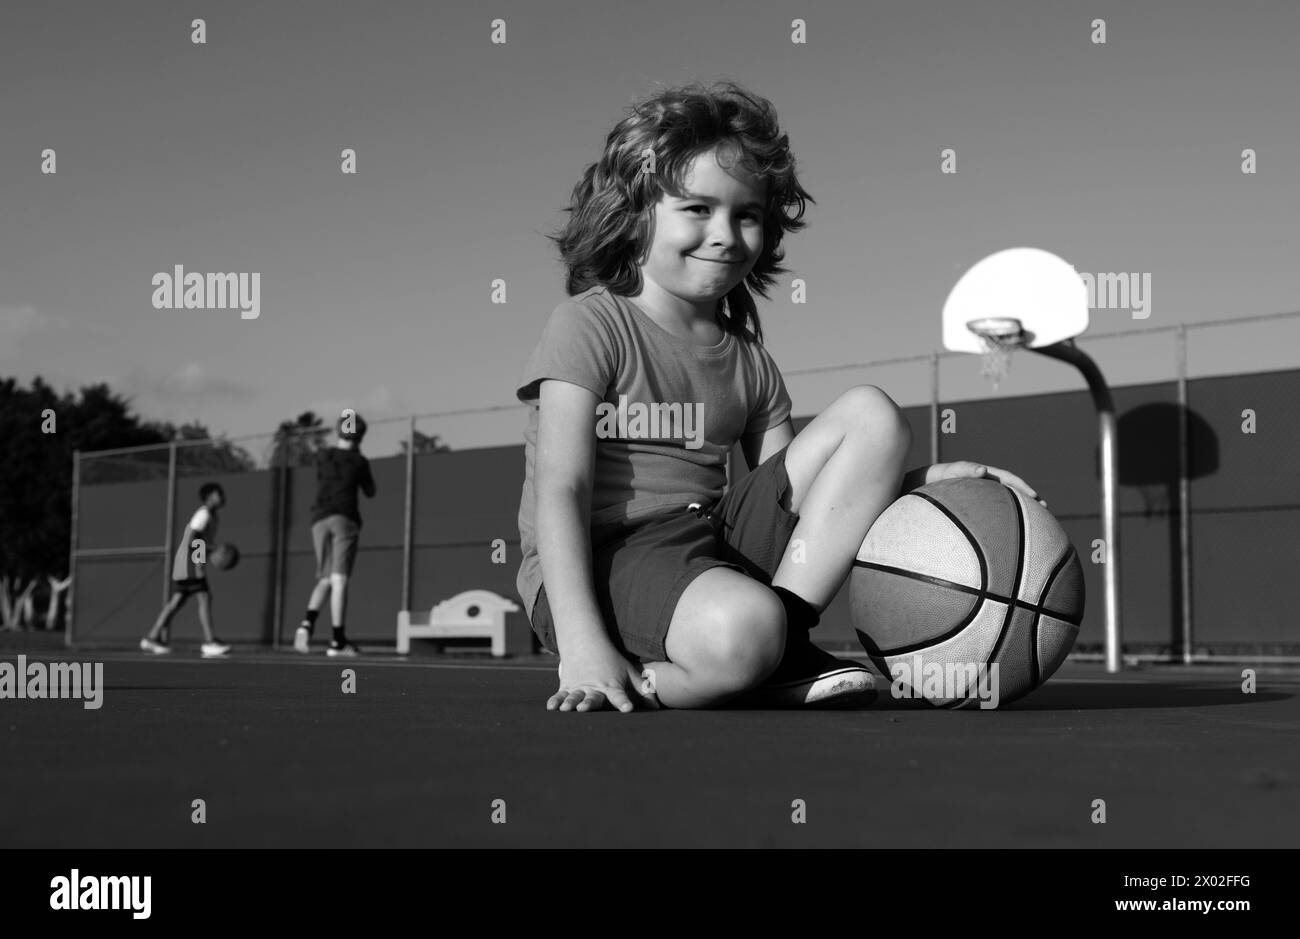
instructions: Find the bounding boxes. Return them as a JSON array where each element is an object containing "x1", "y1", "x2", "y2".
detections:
[
  {"x1": 10, "y1": 654, "x2": 1299, "y2": 681},
  {"x1": 7, "y1": 653, "x2": 560, "y2": 672}
]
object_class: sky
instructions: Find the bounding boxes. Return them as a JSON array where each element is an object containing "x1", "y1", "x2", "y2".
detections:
[{"x1": 2, "y1": 0, "x2": 1297, "y2": 456}]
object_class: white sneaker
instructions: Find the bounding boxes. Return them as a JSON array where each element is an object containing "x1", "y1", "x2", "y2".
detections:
[
  {"x1": 293, "y1": 626, "x2": 311, "y2": 654},
  {"x1": 140, "y1": 637, "x2": 171, "y2": 655},
  {"x1": 326, "y1": 641, "x2": 360, "y2": 658},
  {"x1": 749, "y1": 640, "x2": 877, "y2": 709},
  {"x1": 201, "y1": 641, "x2": 232, "y2": 658}
]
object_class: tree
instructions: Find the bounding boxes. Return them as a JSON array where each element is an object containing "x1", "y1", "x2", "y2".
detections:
[
  {"x1": 397, "y1": 430, "x2": 452, "y2": 455},
  {"x1": 0, "y1": 378, "x2": 165, "y2": 579},
  {"x1": 160, "y1": 421, "x2": 257, "y2": 474},
  {"x1": 270, "y1": 411, "x2": 329, "y2": 468},
  {"x1": 0, "y1": 375, "x2": 244, "y2": 629}
]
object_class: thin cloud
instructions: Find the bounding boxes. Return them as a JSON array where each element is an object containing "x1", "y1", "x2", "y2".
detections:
[
  {"x1": 311, "y1": 385, "x2": 399, "y2": 420},
  {"x1": 120, "y1": 362, "x2": 256, "y2": 405},
  {"x1": 0, "y1": 303, "x2": 118, "y2": 365},
  {"x1": 0, "y1": 304, "x2": 55, "y2": 355}
]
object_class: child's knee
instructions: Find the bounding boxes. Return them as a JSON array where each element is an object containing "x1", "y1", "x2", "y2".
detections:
[
  {"x1": 689, "y1": 585, "x2": 786, "y2": 688},
  {"x1": 835, "y1": 385, "x2": 912, "y2": 453}
]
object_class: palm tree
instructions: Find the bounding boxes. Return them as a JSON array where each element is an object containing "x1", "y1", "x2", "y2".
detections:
[
  {"x1": 397, "y1": 430, "x2": 452, "y2": 455},
  {"x1": 270, "y1": 412, "x2": 330, "y2": 468}
]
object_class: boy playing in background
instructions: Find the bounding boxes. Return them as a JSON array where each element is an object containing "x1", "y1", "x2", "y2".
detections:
[
  {"x1": 140, "y1": 482, "x2": 232, "y2": 658},
  {"x1": 295, "y1": 412, "x2": 376, "y2": 657}
]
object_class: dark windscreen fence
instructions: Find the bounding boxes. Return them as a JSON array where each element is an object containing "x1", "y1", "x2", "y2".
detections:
[
  {"x1": 71, "y1": 419, "x2": 530, "y2": 647},
  {"x1": 1187, "y1": 372, "x2": 1299, "y2": 654},
  {"x1": 931, "y1": 370, "x2": 1297, "y2": 658},
  {"x1": 71, "y1": 367, "x2": 1299, "y2": 657}
]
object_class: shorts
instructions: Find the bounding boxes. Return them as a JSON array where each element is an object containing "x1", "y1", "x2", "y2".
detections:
[
  {"x1": 312, "y1": 515, "x2": 360, "y2": 578},
  {"x1": 171, "y1": 577, "x2": 210, "y2": 597},
  {"x1": 529, "y1": 445, "x2": 799, "y2": 663}
]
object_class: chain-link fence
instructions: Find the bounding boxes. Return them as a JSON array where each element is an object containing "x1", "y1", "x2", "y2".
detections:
[
  {"x1": 70, "y1": 311, "x2": 1300, "y2": 659},
  {"x1": 781, "y1": 310, "x2": 1300, "y2": 661}
]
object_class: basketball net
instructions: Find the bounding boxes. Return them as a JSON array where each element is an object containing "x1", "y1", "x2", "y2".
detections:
[
  {"x1": 966, "y1": 317, "x2": 1026, "y2": 392},
  {"x1": 976, "y1": 334, "x2": 1019, "y2": 391}
]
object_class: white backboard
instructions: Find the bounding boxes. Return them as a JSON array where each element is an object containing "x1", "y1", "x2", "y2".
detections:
[{"x1": 942, "y1": 247, "x2": 1089, "y2": 353}]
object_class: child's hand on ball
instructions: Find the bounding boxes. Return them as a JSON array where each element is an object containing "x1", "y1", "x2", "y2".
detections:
[{"x1": 905, "y1": 462, "x2": 1046, "y2": 508}]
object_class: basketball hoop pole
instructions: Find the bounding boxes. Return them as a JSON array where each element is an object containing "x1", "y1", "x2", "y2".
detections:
[{"x1": 1030, "y1": 340, "x2": 1123, "y2": 673}]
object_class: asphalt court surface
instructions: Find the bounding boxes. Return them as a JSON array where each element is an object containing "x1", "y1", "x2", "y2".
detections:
[{"x1": 3, "y1": 650, "x2": 1298, "y2": 847}]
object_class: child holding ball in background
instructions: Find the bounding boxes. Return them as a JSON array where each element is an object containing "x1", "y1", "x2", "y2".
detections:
[{"x1": 140, "y1": 482, "x2": 232, "y2": 658}]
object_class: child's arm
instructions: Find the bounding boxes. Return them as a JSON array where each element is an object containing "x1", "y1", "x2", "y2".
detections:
[
  {"x1": 740, "y1": 418, "x2": 794, "y2": 472},
  {"x1": 535, "y1": 379, "x2": 655, "y2": 713},
  {"x1": 360, "y1": 459, "x2": 376, "y2": 499}
]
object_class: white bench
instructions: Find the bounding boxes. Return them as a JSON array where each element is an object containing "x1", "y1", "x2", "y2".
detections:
[{"x1": 396, "y1": 590, "x2": 521, "y2": 656}]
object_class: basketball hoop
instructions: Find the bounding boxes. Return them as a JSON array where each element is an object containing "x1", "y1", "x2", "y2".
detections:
[
  {"x1": 967, "y1": 317, "x2": 1027, "y2": 390},
  {"x1": 944, "y1": 247, "x2": 1121, "y2": 674}
]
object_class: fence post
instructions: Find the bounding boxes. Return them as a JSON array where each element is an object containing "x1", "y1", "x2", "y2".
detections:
[
  {"x1": 1176, "y1": 325, "x2": 1194, "y2": 664},
  {"x1": 930, "y1": 353, "x2": 940, "y2": 465},
  {"x1": 163, "y1": 441, "x2": 178, "y2": 609},
  {"x1": 272, "y1": 452, "x2": 289, "y2": 649},
  {"x1": 402, "y1": 416, "x2": 416, "y2": 613},
  {"x1": 66, "y1": 450, "x2": 81, "y2": 649}
]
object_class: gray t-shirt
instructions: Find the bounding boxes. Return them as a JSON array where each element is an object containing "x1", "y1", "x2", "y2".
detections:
[{"x1": 515, "y1": 286, "x2": 792, "y2": 619}]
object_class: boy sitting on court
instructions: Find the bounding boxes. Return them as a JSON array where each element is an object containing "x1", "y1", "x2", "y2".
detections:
[
  {"x1": 140, "y1": 482, "x2": 233, "y2": 658},
  {"x1": 294, "y1": 412, "x2": 376, "y2": 657}
]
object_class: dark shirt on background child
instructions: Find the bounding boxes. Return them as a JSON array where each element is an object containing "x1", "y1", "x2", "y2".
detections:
[{"x1": 311, "y1": 448, "x2": 376, "y2": 526}]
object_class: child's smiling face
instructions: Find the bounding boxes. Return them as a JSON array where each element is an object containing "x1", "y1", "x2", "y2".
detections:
[{"x1": 640, "y1": 146, "x2": 766, "y2": 317}]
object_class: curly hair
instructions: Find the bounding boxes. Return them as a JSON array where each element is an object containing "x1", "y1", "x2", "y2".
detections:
[{"x1": 548, "y1": 80, "x2": 814, "y2": 343}]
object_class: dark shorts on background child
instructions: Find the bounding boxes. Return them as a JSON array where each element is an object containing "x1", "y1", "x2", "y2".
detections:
[
  {"x1": 171, "y1": 577, "x2": 210, "y2": 597},
  {"x1": 529, "y1": 445, "x2": 799, "y2": 663},
  {"x1": 312, "y1": 515, "x2": 360, "y2": 578}
]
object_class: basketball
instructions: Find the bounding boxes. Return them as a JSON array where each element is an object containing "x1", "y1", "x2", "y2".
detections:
[
  {"x1": 210, "y1": 543, "x2": 240, "y2": 571},
  {"x1": 851, "y1": 478, "x2": 1084, "y2": 708}
]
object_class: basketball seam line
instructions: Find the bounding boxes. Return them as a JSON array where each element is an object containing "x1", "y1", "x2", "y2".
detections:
[
  {"x1": 982, "y1": 491, "x2": 1026, "y2": 677},
  {"x1": 884, "y1": 489, "x2": 1008, "y2": 707},
  {"x1": 857, "y1": 491, "x2": 995, "y2": 663},
  {"x1": 1033, "y1": 546, "x2": 1081, "y2": 685},
  {"x1": 913, "y1": 491, "x2": 989, "y2": 597},
  {"x1": 851, "y1": 560, "x2": 1083, "y2": 627},
  {"x1": 855, "y1": 488, "x2": 1081, "y2": 704}
]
